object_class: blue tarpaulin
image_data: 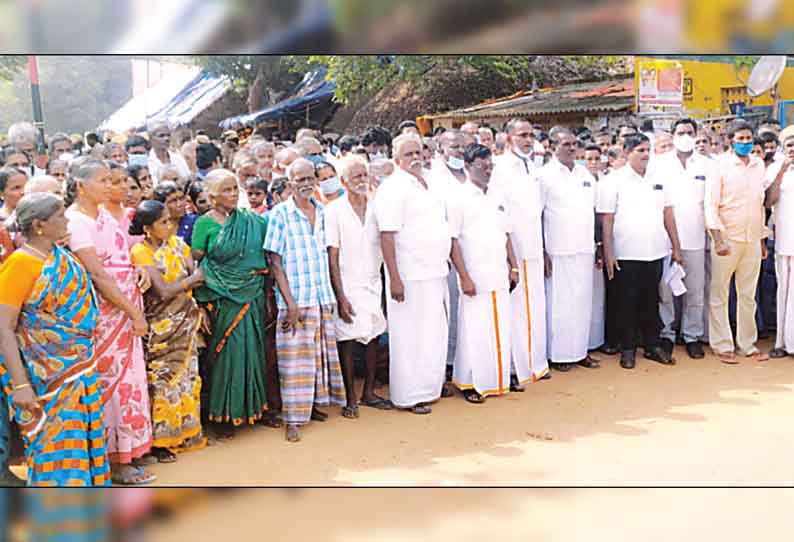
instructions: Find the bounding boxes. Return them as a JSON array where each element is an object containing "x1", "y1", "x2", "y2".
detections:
[
  {"x1": 99, "y1": 68, "x2": 230, "y2": 133},
  {"x1": 219, "y1": 68, "x2": 336, "y2": 129}
]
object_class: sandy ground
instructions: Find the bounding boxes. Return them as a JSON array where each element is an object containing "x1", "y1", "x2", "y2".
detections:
[
  {"x1": 148, "y1": 488, "x2": 794, "y2": 541},
  {"x1": 139, "y1": 339, "x2": 794, "y2": 486}
]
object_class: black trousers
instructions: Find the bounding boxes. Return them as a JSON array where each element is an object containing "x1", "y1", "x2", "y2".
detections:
[
  {"x1": 604, "y1": 266, "x2": 621, "y2": 348},
  {"x1": 615, "y1": 259, "x2": 664, "y2": 351}
]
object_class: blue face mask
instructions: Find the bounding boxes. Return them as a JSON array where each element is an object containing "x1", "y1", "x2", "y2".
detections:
[
  {"x1": 307, "y1": 154, "x2": 324, "y2": 165},
  {"x1": 733, "y1": 141, "x2": 753, "y2": 157},
  {"x1": 574, "y1": 159, "x2": 587, "y2": 168}
]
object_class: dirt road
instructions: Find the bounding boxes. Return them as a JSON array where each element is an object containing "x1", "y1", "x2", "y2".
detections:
[
  {"x1": 148, "y1": 339, "x2": 794, "y2": 486},
  {"x1": 148, "y1": 488, "x2": 794, "y2": 541}
]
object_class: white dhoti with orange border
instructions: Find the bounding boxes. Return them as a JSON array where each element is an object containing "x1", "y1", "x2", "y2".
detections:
[{"x1": 453, "y1": 289, "x2": 512, "y2": 397}]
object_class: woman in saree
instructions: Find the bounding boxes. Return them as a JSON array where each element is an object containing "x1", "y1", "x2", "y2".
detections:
[
  {"x1": 0, "y1": 193, "x2": 110, "y2": 486},
  {"x1": 191, "y1": 168, "x2": 272, "y2": 439},
  {"x1": 64, "y1": 158, "x2": 155, "y2": 485},
  {"x1": 130, "y1": 200, "x2": 207, "y2": 463}
]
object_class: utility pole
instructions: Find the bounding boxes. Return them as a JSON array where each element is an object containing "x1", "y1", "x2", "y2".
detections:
[{"x1": 28, "y1": 55, "x2": 46, "y2": 157}]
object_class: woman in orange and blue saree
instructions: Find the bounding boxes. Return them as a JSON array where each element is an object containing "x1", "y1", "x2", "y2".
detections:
[{"x1": 0, "y1": 194, "x2": 109, "y2": 486}]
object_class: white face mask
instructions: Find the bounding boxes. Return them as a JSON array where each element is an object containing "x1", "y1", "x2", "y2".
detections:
[
  {"x1": 319, "y1": 176, "x2": 341, "y2": 195},
  {"x1": 673, "y1": 134, "x2": 695, "y2": 153},
  {"x1": 600, "y1": 154, "x2": 609, "y2": 163},
  {"x1": 447, "y1": 155, "x2": 465, "y2": 170},
  {"x1": 513, "y1": 146, "x2": 532, "y2": 160},
  {"x1": 533, "y1": 155, "x2": 545, "y2": 168}
]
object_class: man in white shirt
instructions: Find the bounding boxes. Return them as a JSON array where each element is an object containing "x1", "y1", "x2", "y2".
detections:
[
  {"x1": 147, "y1": 122, "x2": 191, "y2": 185},
  {"x1": 448, "y1": 143, "x2": 519, "y2": 403},
  {"x1": 657, "y1": 118, "x2": 713, "y2": 360},
  {"x1": 540, "y1": 127, "x2": 600, "y2": 371},
  {"x1": 427, "y1": 130, "x2": 467, "y2": 376},
  {"x1": 584, "y1": 144, "x2": 607, "y2": 352},
  {"x1": 490, "y1": 118, "x2": 549, "y2": 386},
  {"x1": 375, "y1": 134, "x2": 453, "y2": 415},
  {"x1": 598, "y1": 134, "x2": 684, "y2": 369},
  {"x1": 326, "y1": 156, "x2": 392, "y2": 413},
  {"x1": 765, "y1": 125, "x2": 794, "y2": 358}
]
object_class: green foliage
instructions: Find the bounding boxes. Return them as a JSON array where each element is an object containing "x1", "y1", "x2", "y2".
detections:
[
  {"x1": 0, "y1": 57, "x2": 25, "y2": 83},
  {"x1": 314, "y1": 55, "x2": 627, "y2": 105},
  {"x1": 0, "y1": 56, "x2": 131, "y2": 134},
  {"x1": 193, "y1": 56, "x2": 317, "y2": 103}
]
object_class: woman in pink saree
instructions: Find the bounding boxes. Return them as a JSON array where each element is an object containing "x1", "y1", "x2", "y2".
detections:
[{"x1": 64, "y1": 158, "x2": 155, "y2": 485}]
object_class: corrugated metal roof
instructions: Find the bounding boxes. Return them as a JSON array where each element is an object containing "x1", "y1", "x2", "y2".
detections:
[{"x1": 426, "y1": 78, "x2": 634, "y2": 121}]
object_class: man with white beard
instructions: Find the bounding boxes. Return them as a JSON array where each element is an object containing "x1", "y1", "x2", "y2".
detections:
[
  {"x1": 490, "y1": 118, "x2": 549, "y2": 386},
  {"x1": 375, "y1": 134, "x2": 453, "y2": 414},
  {"x1": 449, "y1": 143, "x2": 518, "y2": 402},
  {"x1": 540, "y1": 127, "x2": 600, "y2": 371}
]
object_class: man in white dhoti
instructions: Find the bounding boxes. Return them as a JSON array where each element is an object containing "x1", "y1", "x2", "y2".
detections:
[
  {"x1": 326, "y1": 156, "x2": 392, "y2": 416},
  {"x1": 765, "y1": 126, "x2": 794, "y2": 358},
  {"x1": 448, "y1": 143, "x2": 519, "y2": 403},
  {"x1": 584, "y1": 144, "x2": 606, "y2": 351},
  {"x1": 540, "y1": 127, "x2": 600, "y2": 371},
  {"x1": 427, "y1": 130, "x2": 468, "y2": 378},
  {"x1": 490, "y1": 118, "x2": 549, "y2": 387},
  {"x1": 375, "y1": 134, "x2": 453, "y2": 415},
  {"x1": 656, "y1": 118, "x2": 713, "y2": 360}
]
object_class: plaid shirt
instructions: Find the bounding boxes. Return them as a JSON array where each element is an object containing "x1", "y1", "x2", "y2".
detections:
[{"x1": 263, "y1": 196, "x2": 336, "y2": 310}]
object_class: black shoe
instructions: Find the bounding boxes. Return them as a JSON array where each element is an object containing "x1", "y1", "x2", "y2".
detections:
[
  {"x1": 660, "y1": 338, "x2": 675, "y2": 357},
  {"x1": 510, "y1": 375, "x2": 525, "y2": 392},
  {"x1": 550, "y1": 362, "x2": 572, "y2": 372},
  {"x1": 644, "y1": 346, "x2": 675, "y2": 365},
  {"x1": 620, "y1": 350, "x2": 636, "y2": 369},
  {"x1": 685, "y1": 342, "x2": 705, "y2": 359},
  {"x1": 539, "y1": 372, "x2": 552, "y2": 380}
]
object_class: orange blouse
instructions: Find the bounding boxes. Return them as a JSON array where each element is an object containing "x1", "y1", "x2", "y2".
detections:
[{"x1": 0, "y1": 251, "x2": 44, "y2": 308}]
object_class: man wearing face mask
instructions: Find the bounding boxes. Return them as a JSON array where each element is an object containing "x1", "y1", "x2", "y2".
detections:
[
  {"x1": 705, "y1": 120, "x2": 770, "y2": 364},
  {"x1": 599, "y1": 134, "x2": 683, "y2": 369},
  {"x1": 490, "y1": 118, "x2": 549, "y2": 385},
  {"x1": 426, "y1": 130, "x2": 468, "y2": 376},
  {"x1": 540, "y1": 127, "x2": 600, "y2": 372},
  {"x1": 374, "y1": 134, "x2": 453, "y2": 415},
  {"x1": 655, "y1": 118, "x2": 715, "y2": 360}
]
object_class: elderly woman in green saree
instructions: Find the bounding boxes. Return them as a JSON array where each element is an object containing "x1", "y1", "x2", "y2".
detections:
[{"x1": 191, "y1": 169, "x2": 273, "y2": 439}]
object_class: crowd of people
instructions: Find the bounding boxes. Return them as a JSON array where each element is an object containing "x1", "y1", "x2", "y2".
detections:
[{"x1": 0, "y1": 110, "x2": 790, "y2": 486}]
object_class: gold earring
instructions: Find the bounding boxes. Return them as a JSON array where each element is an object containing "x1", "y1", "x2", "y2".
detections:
[{"x1": 36, "y1": 229, "x2": 43, "y2": 235}]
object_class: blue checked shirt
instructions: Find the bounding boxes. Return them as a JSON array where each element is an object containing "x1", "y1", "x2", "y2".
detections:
[{"x1": 263, "y1": 196, "x2": 337, "y2": 310}]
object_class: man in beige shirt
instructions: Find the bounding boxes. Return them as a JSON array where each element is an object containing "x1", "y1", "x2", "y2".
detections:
[{"x1": 705, "y1": 120, "x2": 771, "y2": 363}]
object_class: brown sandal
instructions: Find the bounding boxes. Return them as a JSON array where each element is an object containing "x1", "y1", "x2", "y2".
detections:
[{"x1": 718, "y1": 352, "x2": 738, "y2": 364}]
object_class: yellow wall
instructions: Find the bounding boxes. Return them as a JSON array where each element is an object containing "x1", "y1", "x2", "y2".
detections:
[{"x1": 635, "y1": 56, "x2": 794, "y2": 119}]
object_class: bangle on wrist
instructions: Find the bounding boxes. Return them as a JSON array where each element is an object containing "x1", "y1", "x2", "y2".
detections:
[
  {"x1": 510, "y1": 267, "x2": 519, "y2": 273},
  {"x1": 14, "y1": 382, "x2": 30, "y2": 391}
]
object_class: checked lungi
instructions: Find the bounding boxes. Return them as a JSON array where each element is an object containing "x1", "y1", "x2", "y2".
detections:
[{"x1": 276, "y1": 304, "x2": 346, "y2": 425}]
